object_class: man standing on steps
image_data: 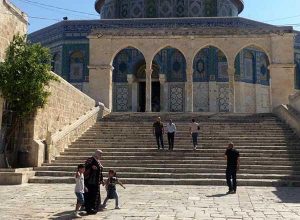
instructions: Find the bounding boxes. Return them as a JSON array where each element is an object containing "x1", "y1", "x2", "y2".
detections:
[
  {"x1": 166, "y1": 119, "x2": 176, "y2": 150},
  {"x1": 189, "y1": 119, "x2": 200, "y2": 150},
  {"x1": 153, "y1": 117, "x2": 164, "y2": 150},
  {"x1": 224, "y1": 142, "x2": 240, "y2": 194}
]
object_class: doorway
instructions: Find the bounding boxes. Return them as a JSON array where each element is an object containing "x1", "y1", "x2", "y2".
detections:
[
  {"x1": 138, "y1": 82, "x2": 146, "y2": 112},
  {"x1": 137, "y1": 81, "x2": 161, "y2": 112},
  {"x1": 152, "y1": 82, "x2": 160, "y2": 112}
]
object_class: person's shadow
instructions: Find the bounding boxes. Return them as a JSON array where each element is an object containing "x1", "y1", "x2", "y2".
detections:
[
  {"x1": 206, "y1": 193, "x2": 228, "y2": 198},
  {"x1": 49, "y1": 210, "x2": 88, "y2": 220}
]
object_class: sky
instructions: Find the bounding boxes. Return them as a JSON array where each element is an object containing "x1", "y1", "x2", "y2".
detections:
[{"x1": 8, "y1": 0, "x2": 300, "y2": 33}]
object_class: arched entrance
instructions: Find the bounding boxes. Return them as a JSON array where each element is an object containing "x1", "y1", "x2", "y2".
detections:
[
  {"x1": 134, "y1": 61, "x2": 160, "y2": 112},
  {"x1": 112, "y1": 47, "x2": 145, "y2": 112},
  {"x1": 153, "y1": 47, "x2": 187, "y2": 112},
  {"x1": 234, "y1": 46, "x2": 271, "y2": 113},
  {"x1": 193, "y1": 46, "x2": 229, "y2": 112}
]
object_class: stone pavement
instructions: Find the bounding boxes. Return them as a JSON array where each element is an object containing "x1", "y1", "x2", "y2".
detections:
[{"x1": 0, "y1": 184, "x2": 300, "y2": 220}]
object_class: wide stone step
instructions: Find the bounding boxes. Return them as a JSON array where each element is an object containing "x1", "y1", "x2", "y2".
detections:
[
  {"x1": 28, "y1": 176, "x2": 300, "y2": 187},
  {"x1": 60, "y1": 151, "x2": 300, "y2": 158},
  {"x1": 80, "y1": 133, "x2": 296, "y2": 141},
  {"x1": 33, "y1": 171, "x2": 300, "y2": 181},
  {"x1": 55, "y1": 155, "x2": 300, "y2": 161},
  {"x1": 64, "y1": 148, "x2": 300, "y2": 154},
  {"x1": 75, "y1": 138, "x2": 300, "y2": 146},
  {"x1": 42, "y1": 163, "x2": 300, "y2": 170},
  {"x1": 68, "y1": 145, "x2": 300, "y2": 150},
  {"x1": 51, "y1": 159, "x2": 300, "y2": 166},
  {"x1": 34, "y1": 166, "x2": 300, "y2": 175}
]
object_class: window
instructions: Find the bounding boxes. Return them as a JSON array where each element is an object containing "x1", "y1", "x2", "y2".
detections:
[{"x1": 70, "y1": 51, "x2": 84, "y2": 81}]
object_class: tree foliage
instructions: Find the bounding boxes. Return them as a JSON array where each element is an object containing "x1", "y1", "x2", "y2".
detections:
[
  {"x1": 0, "y1": 35, "x2": 58, "y2": 117},
  {"x1": 0, "y1": 35, "x2": 59, "y2": 167}
]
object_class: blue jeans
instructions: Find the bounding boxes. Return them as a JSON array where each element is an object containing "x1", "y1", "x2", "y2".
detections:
[
  {"x1": 75, "y1": 192, "x2": 85, "y2": 205},
  {"x1": 103, "y1": 191, "x2": 119, "y2": 207},
  {"x1": 192, "y1": 133, "x2": 198, "y2": 147}
]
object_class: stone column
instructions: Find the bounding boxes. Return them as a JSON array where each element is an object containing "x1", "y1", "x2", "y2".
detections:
[
  {"x1": 88, "y1": 64, "x2": 113, "y2": 110},
  {"x1": 269, "y1": 64, "x2": 295, "y2": 108},
  {"x1": 127, "y1": 75, "x2": 134, "y2": 112},
  {"x1": 146, "y1": 68, "x2": 152, "y2": 112},
  {"x1": 228, "y1": 66, "x2": 236, "y2": 113},
  {"x1": 159, "y1": 74, "x2": 166, "y2": 112},
  {"x1": 186, "y1": 63, "x2": 194, "y2": 112}
]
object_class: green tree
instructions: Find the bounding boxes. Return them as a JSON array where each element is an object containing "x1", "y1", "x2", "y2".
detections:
[{"x1": 0, "y1": 35, "x2": 58, "y2": 168}]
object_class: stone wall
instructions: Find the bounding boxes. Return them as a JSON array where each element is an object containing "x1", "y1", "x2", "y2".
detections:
[
  {"x1": 25, "y1": 72, "x2": 97, "y2": 167},
  {"x1": 0, "y1": 0, "x2": 27, "y2": 61},
  {"x1": 0, "y1": 0, "x2": 27, "y2": 167},
  {"x1": 274, "y1": 92, "x2": 300, "y2": 137}
]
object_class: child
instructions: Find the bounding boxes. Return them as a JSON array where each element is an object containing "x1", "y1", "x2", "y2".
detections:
[
  {"x1": 102, "y1": 169, "x2": 126, "y2": 209},
  {"x1": 74, "y1": 164, "x2": 87, "y2": 218}
]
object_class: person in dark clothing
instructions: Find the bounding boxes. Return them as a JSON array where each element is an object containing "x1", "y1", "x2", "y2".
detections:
[
  {"x1": 224, "y1": 142, "x2": 240, "y2": 194},
  {"x1": 84, "y1": 150, "x2": 104, "y2": 214},
  {"x1": 153, "y1": 117, "x2": 164, "y2": 150}
]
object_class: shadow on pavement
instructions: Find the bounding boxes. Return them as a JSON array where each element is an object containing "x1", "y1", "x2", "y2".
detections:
[
  {"x1": 206, "y1": 193, "x2": 228, "y2": 198},
  {"x1": 273, "y1": 187, "x2": 300, "y2": 203},
  {"x1": 49, "y1": 210, "x2": 80, "y2": 220}
]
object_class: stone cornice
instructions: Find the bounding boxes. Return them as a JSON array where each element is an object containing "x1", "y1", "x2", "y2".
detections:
[
  {"x1": 29, "y1": 17, "x2": 293, "y2": 45},
  {"x1": 3, "y1": 0, "x2": 28, "y2": 24}
]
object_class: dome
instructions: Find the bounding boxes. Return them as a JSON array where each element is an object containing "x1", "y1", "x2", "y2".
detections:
[{"x1": 95, "y1": 0, "x2": 244, "y2": 19}]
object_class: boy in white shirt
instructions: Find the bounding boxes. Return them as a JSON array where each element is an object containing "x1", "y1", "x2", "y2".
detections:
[{"x1": 74, "y1": 164, "x2": 87, "y2": 218}]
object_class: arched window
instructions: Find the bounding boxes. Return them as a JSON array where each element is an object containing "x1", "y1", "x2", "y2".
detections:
[
  {"x1": 193, "y1": 46, "x2": 228, "y2": 82},
  {"x1": 244, "y1": 51, "x2": 255, "y2": 82},
  {"x1": 259, "y1": 53, "x2": 270, "y2": 85},
  {"x1": 153, "y1": 47, "x2": 186, "y2": 82},
  {"x1": 51, "y1": 53, "x2": 61, "y2": 74},
  {"x1": 70, "y1": 51, "x2": 84, "y2": 81}
]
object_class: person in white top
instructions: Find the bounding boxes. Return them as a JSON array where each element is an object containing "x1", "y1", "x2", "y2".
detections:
[
  {"x1": 189, "y1": 119, "x2": 200, "y2": 150},
  {"x1": 166, "y1": 119, "x2": 177, "y2": 150},
  {"x1": 74, "y1": 164, "x2": 88, "y2": 218}
]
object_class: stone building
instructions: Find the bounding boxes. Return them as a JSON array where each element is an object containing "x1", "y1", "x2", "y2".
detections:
[
  {"x1": 0, "y1": 0, "x2": 28, "y2": 166},
  {"x1": 295, "y1": 32, "x2": 300, "y2": 91},
  {"x1": 29, "y1": 0, "x2": 298, "y2": 113}
]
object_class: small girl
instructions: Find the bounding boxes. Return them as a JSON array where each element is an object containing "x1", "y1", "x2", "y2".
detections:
[
  {"x1": 102, "y1": 169, "x2": 126, "y2": 209},
  {"x1": 74, "y1": 164, "x2": 88, "y2": 218}
]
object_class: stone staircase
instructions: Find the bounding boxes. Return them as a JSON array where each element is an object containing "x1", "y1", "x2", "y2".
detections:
[{"x1": 29, "y1": 113, "x2": 300, "y2": 186}]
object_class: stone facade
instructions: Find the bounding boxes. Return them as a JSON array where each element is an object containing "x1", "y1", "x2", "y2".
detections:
[
  {"x1": 88, "y1": 22, "x2": 295, "y2": 113},
  {"x1": 0, "y1": 0, "x2": 27, "y2": 167},
  {"x1": 295, "y1": 32, "x2": 300, "y2": 90},
  {"x1": 28, "y1": 0, "x2": 298, "y2": 114}
]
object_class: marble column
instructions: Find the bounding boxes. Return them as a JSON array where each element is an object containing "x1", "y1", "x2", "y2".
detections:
[
  {"x1": 127, "y1": 74, "x2": 135, "y2": 112},
  {"x1": 228, "y1": 66, "x2": 236, "y2": 113},
  {"x1": 159, "y1": 74, "x2": 166, "y2": 112},
  {"x1": 186, "y1": 63, "x2": 194, "y2": 112},
  {"x1": 146, "y1": 68, "x2": 152, "y2": 112}
]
